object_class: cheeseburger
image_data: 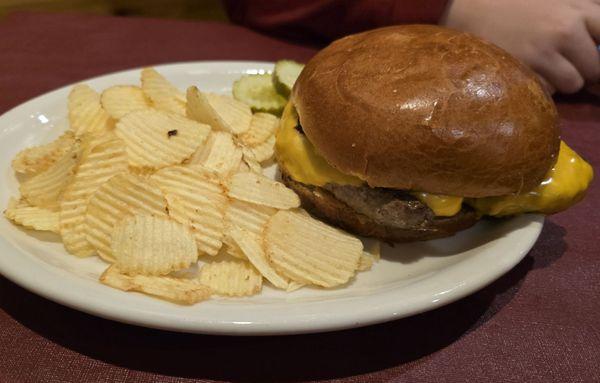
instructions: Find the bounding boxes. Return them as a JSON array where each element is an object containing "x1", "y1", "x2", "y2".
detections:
[{"x1": 275, "y1": 25, "x2": 593, "y2": 242}]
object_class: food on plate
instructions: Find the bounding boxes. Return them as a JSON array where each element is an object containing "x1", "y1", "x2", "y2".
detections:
[
  {"x1": 115, "y1": 109, "x2": 211, "y2": 169},
  {"x1": 227, "y1": 226, "x2": 289, "y2": 289},
  {"x1": 199, "y1": 260, "x2": 263, "y2": 296},
  {"x1": 225, "y1": 171, "x2": 300, "y2": 209},
  {"x1": 4, "y1": 198, "x2": 60, "y2": 233},
  {"x1": 111, "y1": 215, "x2": 198, "y2": 276},
  {"x1": 100, "y1": 265, "x2": 211, "y2": 305},
  {"x1": 11, "y1": 130, "x2": 76, "y2": 175},
  {"x1": 68, "y1": 84, "x2": 114, "y2": 137},
  {"x1": 151, "y1": 165, "x2": 227, "y2": 256},
  {"x1": 100, "y1": 85, "x2": 152, "y2": 119},
  {"x1": 186, "y1": 86, "x2": 252, "y2": 135},
  {"x1": 5, "y1": 66, "x2": 375, "y2": 305},
  {"x1": 141, "y1": 67, "x2": 186, "y2": 115},
  {"x1": 232, "y1": 73, "x2": 287, "y2": 115},
  {"x1": 264, "y1": 210, "x2": 363, "y2": 288},
  {"x1": 60, "y1": 133, "x2": 128, "y2": 256},
  {"x1": 188, "y1": 130, "x2": 243, "y2": 176},
  {"x1": 85, "y1": 172, "x2": 169, "y2": 262},
  {"x1": 276, "y1": 25, "x2": 594, "y2": 242},
  {"x1": 272, "y1": 60, "x2": 304, "y2": 98},
  {"x1": 19, "y1": 142, "x2": 82, "y2": 210}
]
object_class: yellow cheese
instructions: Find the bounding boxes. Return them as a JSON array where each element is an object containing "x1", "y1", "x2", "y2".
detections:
[
  {"x1": 467, "y1": 141, "x2": 593, "y2": 216},
  {"x1": 413, "y1": 193, "x2": 464, "y2": 216},
  {"x1": 276, "y1": 102, "x2": 593, "y2": 217},
  {"x1": 276, "y1": 102, "x2": 362, "y2": 186}
]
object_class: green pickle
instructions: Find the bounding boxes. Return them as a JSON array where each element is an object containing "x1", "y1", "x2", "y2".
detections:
[
  {"x1": 232, "y1": 74, "x2": 287, "y2": 116},
  {"x1": 272, "y1": 60, "x2": 304, "y2": 98}
]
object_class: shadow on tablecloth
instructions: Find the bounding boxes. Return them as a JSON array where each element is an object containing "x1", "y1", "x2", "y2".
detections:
[{"x1": 0, "y1": 221, "x2": 566, "y2": 382}]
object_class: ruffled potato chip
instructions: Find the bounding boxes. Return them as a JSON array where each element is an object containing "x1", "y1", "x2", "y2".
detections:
[
  {"x1": 100, "y1": 265, "x2": 211, "y2": 305},
  {"x1": 115, "y1": 109, "x2": 210, "y2": 169},
  {"x1": 4, "y1": 198, "x2": 60, "y2": 233},
  {"x1": 101, "y1": 85, "x2": 152, "y2": 119},
  {"x1": 85, "y1": 173, "x2": 168, "y2": 262},
  {"x1": 141, "y1": 68, "x2": 186, "y2": 115},
  {"x1": 68, "y1": 84, "x2": 113, "y2": 137},
  {"x1": 226, "y1": 172, "x2": 299, "y2": 209},
  {"x1": 111, "y1": 215, "x2": 198, "y2": 276},
  {"x1": 12, "y1": 131, "x2": 76, "y2": 176},
  {"x1": 264, "y1": 210, "x2": 362, "y2": 288},
  {"x1": 60, "y1": 134, "x2": 128, "y2": 257},
  {"x1": 20, "y1": 142, "x2": 82, "y2": 209},
  {"x1": 151, "y1": 165, "x2": 227, "y2": 256},
  {"x1": 186, "y1": 86, "x2": 251, "y2": 135},
  {"x1": 198, "y1": 260, "x2": 262, "y2": 297}
]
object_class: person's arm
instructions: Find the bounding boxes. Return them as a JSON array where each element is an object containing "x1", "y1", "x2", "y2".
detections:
[{"x1": 224, "y1": 0, "x2": 449, "y2": 43}]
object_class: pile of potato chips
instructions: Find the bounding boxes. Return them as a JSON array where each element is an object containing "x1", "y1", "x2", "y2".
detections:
[{"x1": 3, "y1": 68, "x2": 379, "y2": 305}]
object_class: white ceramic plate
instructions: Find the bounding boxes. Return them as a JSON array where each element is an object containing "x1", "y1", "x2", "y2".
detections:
[{"x1": 0, "y1": 62, "x2": 543, "y2": 336}]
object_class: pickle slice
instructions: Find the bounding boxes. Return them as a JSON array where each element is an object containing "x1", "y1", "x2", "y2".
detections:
[
  {"x1": 272, "y1": 60, "x2": 304, "y2": 98},
  {"x1": 232, "y1": 74, "x2": 287, "y2": 116}
]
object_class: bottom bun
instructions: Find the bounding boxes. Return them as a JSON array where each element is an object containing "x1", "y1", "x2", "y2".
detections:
[{"x1": 281, "y1": 171, "x2": 479, "y2": 243}]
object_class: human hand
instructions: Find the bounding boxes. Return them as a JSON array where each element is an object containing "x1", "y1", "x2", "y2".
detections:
[{"x1": 441, "y1": 0, "x2": 600, "y2": 94}]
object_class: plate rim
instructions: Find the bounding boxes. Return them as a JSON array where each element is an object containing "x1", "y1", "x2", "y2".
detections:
[{"x1": 0, "y1": 61, "x2": 544, "y2": 336}]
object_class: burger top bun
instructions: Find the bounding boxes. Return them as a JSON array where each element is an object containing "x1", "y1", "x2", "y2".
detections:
[{"x1": 292, "y1": 25, "x2": 560, "y2": 198}]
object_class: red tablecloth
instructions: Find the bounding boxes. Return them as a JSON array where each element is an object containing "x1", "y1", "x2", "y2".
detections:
[{"x1": 0, "y1": 12, "x2": 598, "y2": 383}]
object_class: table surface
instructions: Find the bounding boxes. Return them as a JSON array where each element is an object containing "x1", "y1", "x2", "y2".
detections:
[{"x1": 0, "y1": 12, "x2": 598, "y2": 383}]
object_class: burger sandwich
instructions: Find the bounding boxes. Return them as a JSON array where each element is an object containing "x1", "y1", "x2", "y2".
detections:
[{"x1": 275, "y1": 25, "x2": 593, "y2": 242}]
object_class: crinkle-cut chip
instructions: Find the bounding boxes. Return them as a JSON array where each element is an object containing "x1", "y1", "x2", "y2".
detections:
[
  {"x1": 100, "y1": 265, "x2": 211, "y2": 305},
  {"x1": 4, "y1": 198, "x2": 60, "y2": 233},
  {"x1": 239, "y1": 112, "x2": 279, "y2": 146},
  {"x1": 60, "y1": 135, "x2": 128, "y2": 257},
  {"x1": 250, "y1": 134, "x2": 275, "y2": 163},
  {"x1": 225, "y1": 199, "x2": 276, "y2": 235},
  {"x1": 357, "y1": 253, "x2": 375, "y2": 271},
  {"x1": 101, "y1": 85, "x2": 152, "y2": 119},
  {"x1": 226, "y1": 172, "x2": 299, "y2": 209},
  {"x1": 222, "y1": 237, "x2": 246, "y2": 259},
  {"x1": 188, "y1": 131, "x2": 242, "y2": 176},
  {"x1": 227, "y1": 227, "x2": 288, "y2": 289},
  {"x1": 286, "y1": 281, "x2": 305, "y2": 292},
  {"x1": 198, "y1": 260, "x2": 262, "y2": 297},
  {"x1": 186, "y1": 87, "x2": 251, "y2": 135},
  {"x1": 165, "y1": 194, "x2": 225, "y2": 257},
  {"x1": 236, "y1": 161, "x2": 251, "y2": 174},
  {"x1": 115, "y1": 109, "x2": 210, "y2": 169},
  {"x1": 357, "y1": 240, "x2": 381, "y2": 271},
  {"x1": 12, "y1": 131, "x2": 76, "y2": 175},
  {"x1": 85, "y1": 173, "x2": 168, "y2": 262},
  {"x1": 264, "y1": 210, "x2": 363, "y2": 288},
  {"x1": 141, "y1": 68, "x2": 186, "y2": 115},
  {"x1": 68, "y1": 84, "x2": 114, "y2": 137},
  {"x1": 240, "y1": 147, "x2": 263, "y2": 174},
  {"x1": 111, "y1": 215, "x2": 198, "y2": 276},
  {"x1": 169, "y1": 263, "x2": 200, "y2": 279},
  {"x1": 128, "y1": 166, "x2": 156, "y2": 178},
  {"x1": 151, "y1": 165, "x2": 227, "y2": 255},
  {"x1": 208, "y1": 245, "x2": 246, "y2": 263},
  {"x1": 151, "y1": 165, "x2": 225, "y2": 203},
  {"x1": 20, "y1": 142, "x2": 82, "y2": 209}
]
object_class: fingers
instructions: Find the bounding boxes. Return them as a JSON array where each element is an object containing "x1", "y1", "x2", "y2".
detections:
[
  {"x1": 536, "y1": 75, "x2": 556, "y2": 95},
  {"x1": 560, "y1": 21, "x2": 600, "y2": 83},
  {"x1": 532, "y1": 53, "x2": 584, "y2": 94},
  {"x1": 585, "y1": 4, "x2": 600, "y2": 43}
]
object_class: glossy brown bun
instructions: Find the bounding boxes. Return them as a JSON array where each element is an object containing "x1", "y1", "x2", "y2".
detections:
[{"x1": 292, "y1": 25, "x2": 560, "y2": 197}]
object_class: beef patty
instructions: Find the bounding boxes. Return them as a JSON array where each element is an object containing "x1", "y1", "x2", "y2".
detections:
[{"x1": 281, "y1": 171, "x2": 479, "y2": 242}]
